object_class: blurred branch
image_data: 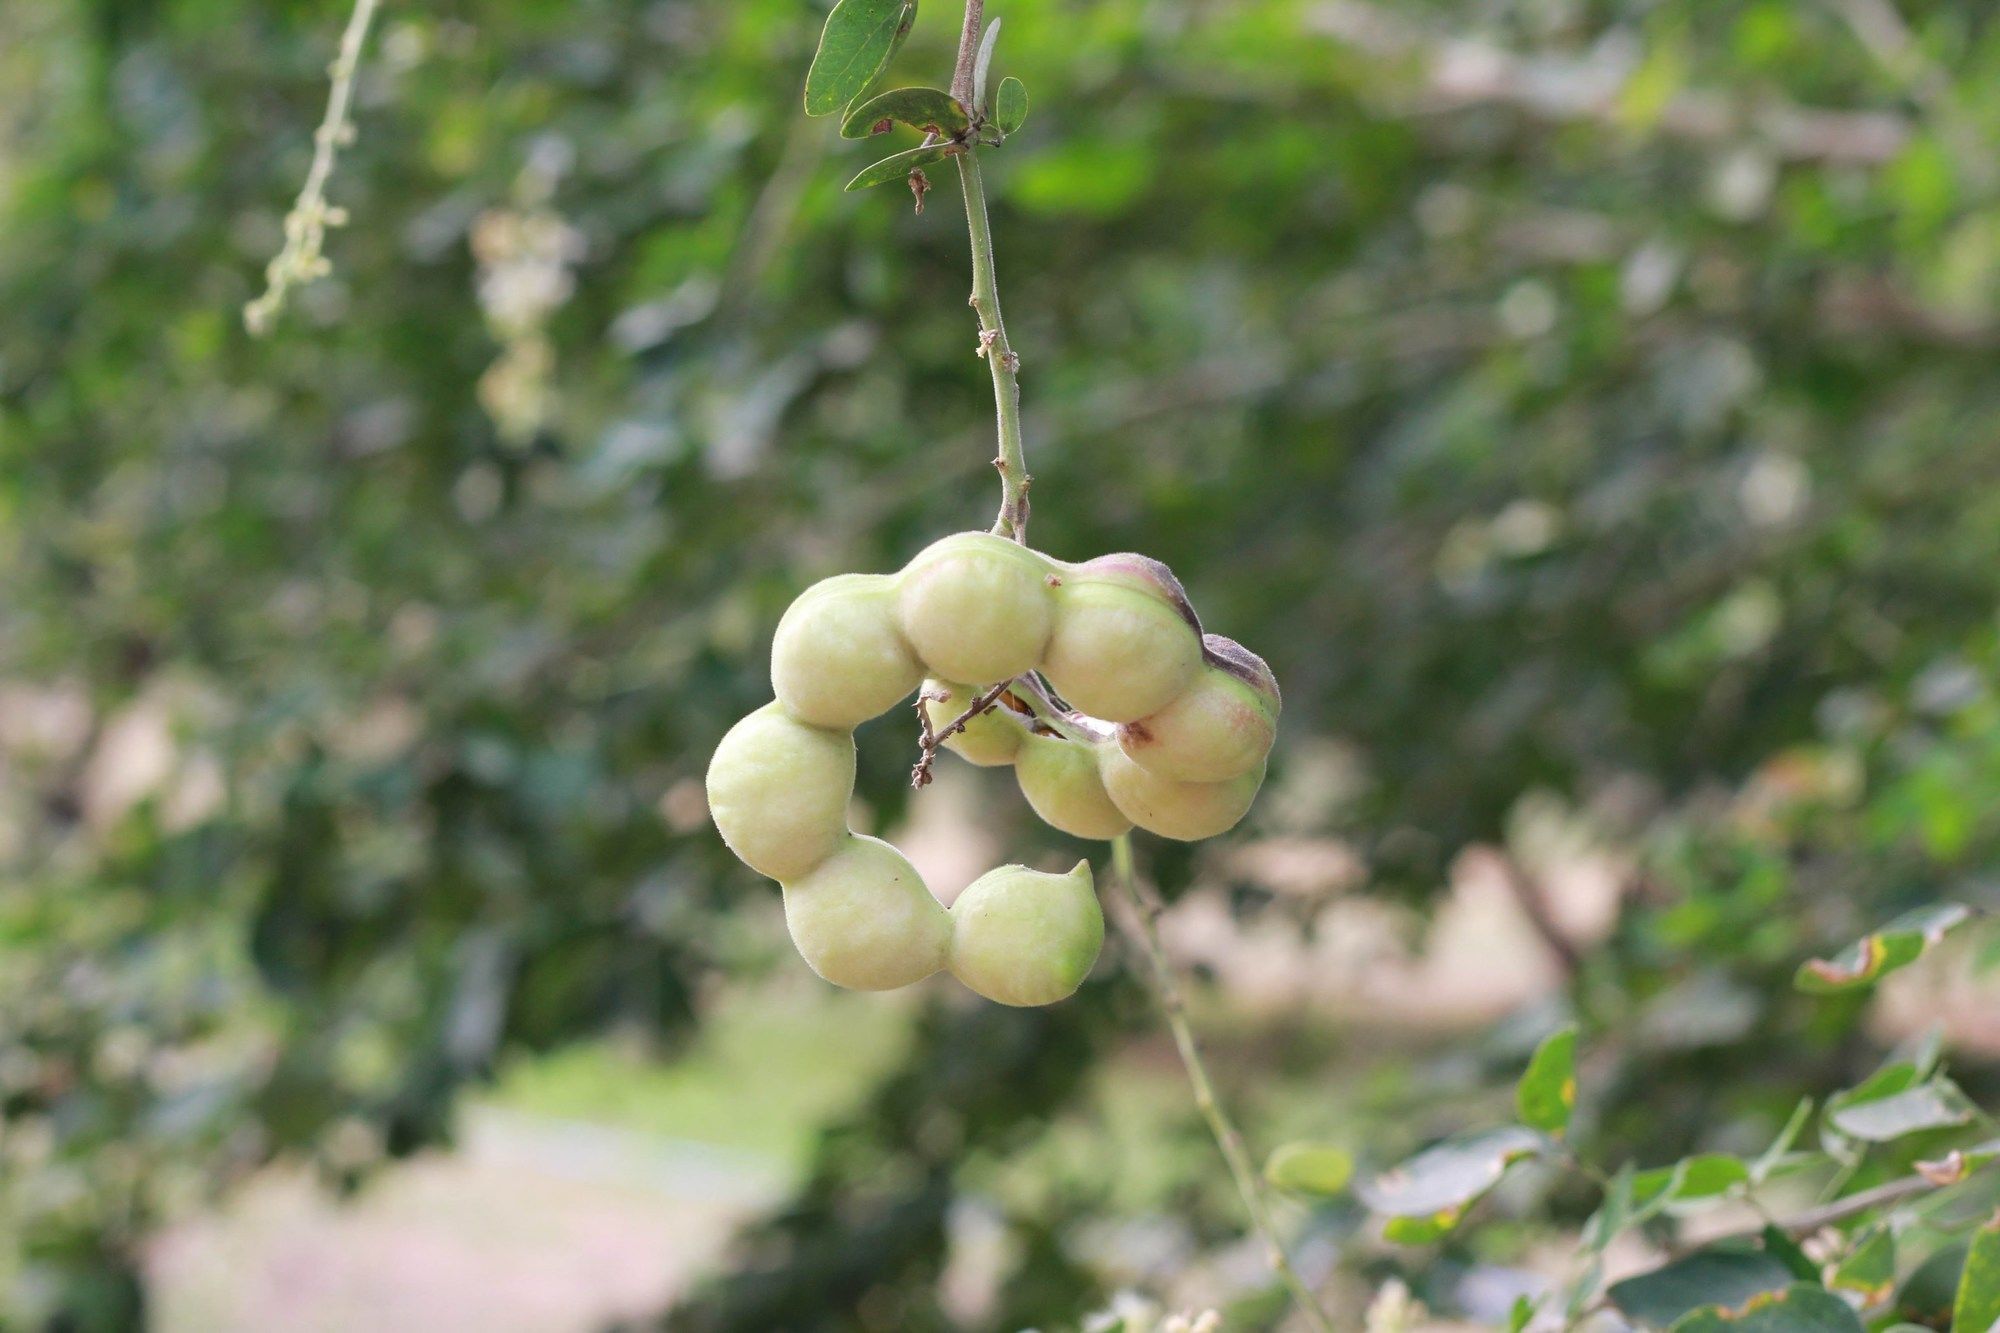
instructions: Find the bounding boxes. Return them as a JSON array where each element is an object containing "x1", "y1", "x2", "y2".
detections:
[
  {"x1": 1492, "y1": 850, "x2": 1582, "y2": 977},
  {"x1": 1109, "y1": 836, "x2": 1337, "y2": 1333},
  {"x1": 1310, "y1": 0, "x2": 1911, "y2": 165},
  {"x1": 244, "y1": 0, "x2": 383, "y2": 334}
]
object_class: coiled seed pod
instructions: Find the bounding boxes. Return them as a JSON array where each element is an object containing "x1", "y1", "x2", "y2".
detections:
[
  {"x1": 1041, "y1": 554, "x2": 1202, "y2": 722},
  {"x1": 1098, "y1": 746, "x2": 1263, "y2": 841},
  {"x1": 1015, "y1": 732, "x2": 1132, "y2": 839},
  {"x1": 949, "y1": 860, "x2": 1103, "y2": 1006},
  {"x1": 1117, "y1": 635, "x2": 1280, "y2": 782},
  {"x1": 705, "y1": 703, "x2": 855, "y2": 880},
  {"x1": 783, "y1": 835, "x2": 951, "y2": 990},
  {"x1": 897, "y1": 532, "x2": 1055, "y2": 685},
  {"x1": 771, "y1": 573, "x2": 924, "y2": 730}
]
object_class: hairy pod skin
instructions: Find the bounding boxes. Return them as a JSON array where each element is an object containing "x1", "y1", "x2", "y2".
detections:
[
  {"x1": 1098, "y1": 746, "x2": 1263, "y2": 841},
  {"x1": 705, "y1": 703, "x2": 855, "y2": 880},
  {"x1": 897, "y1": 532, "x2": 1055, "y2": 685},
  {"x1": 771, "y1": 573, "x2": 924, "y2": 730},
  {"x1": 920, "y1": 679, "x2": 1029, "y2": 766},
  {"x1": 1015, "y1": 732, "x2": 1132, "y2": 839},
  {"x1": 1041, "y1": 554, "x2": 1202, "y2": 722},
  {"x1": 782, "y1": 835, "x2": 950, "y2": 990},
  {"x1": 1118, "y1": 635, "x2": 1280, "y2": 782},
  {"x1": 948, "y1": 860, "x2": 1103, "y2": 1006}
]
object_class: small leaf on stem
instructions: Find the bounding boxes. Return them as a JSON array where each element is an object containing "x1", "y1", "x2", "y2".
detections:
[
  {"x1": 1263, "y1": 1142, "x2": 1353, "y2": 1198},
  {"x1": 1515, "y1": 1024, "x2": 1578, "y2": 1135},
  {"x1": 1796, "y1": 903, "x2": 1972, "y2": 994},
  {"x1": 841, "y1": 86, "x2": 970, "y2": 139},
  {"x1": 804, "y1": 0, "x2": 919, "y2": 117},
  {"x1": 845, "y1": 143, "x2": 953, "y2": 191},
  {"x1": 995, "y1": 75, "x2": 1029, "y2": 133},
  {"x1": 972, "y1": 16, "x2": 1001, "y2": 111}
]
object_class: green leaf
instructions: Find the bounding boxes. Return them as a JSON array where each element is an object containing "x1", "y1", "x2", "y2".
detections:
[
  {"x1": 994, "y1": 76, "x2": 1029, "y2": 135},
  {"x1": 1955, "y1": 1213, "x2": 2000, "y2": 1333},
  {"x1": 1382, "y1": 1211, "x2": 1460, "y2": 1244},
  {"x1": 1896, "y1": 1242, "x2": 1967, "y2": 1325},
  {"x1": 1825, "y1": 1072, "x2": 1975, "y2": 1143},
  {"x1": 1507, "y1": 1297, "x2": 1537, "y2": 1333},
  {"x1": 1516, "y1": 1025, "x2": 1578, "y2": 1135},
  {"x1": 1668, "y1": 1284, "x2": 1867, "y2": 1333},
  {"x1": 1828, "y1": 1225, "x2": 1895, "y2": 1305},
  {"x1": 1796, "y1": 904, "x2": 1973, "y2": 993},
  {"x1": 1584, "y1": 1162, "x2": 1637, "y2": 1249},
  {"x1": 804, "y1": 0, "x2": 918, "y2": 117},
  {"x1": 843, "y1": 144, "x2": 952, "y2": 192},
  {"x1": 972, "y1": 17, "x2": 1001, "y2": 111},
  {"x1": 1263, "y1": 1141, "x2": 1353, "y2": 1198},
  {"x1": 1761, "y1": 1226, "x2": 1819, "y2": 1282},
  {"x1": 1631, "y1": 1154, "x2": 1750, "y2": 1215},
  {"x1": 840, "y1": 87, "x2": 970, "y2": 139},
  {"x1": 1356, "y1": 1126, "x2": 1545, "y2": 1219},
  {"x1": 1608, "y1": 1247, "x2": 1796, "y2": 1326},
  {"x1": 1752, "y1": 1098, "x2": 1815, "y2": 1184}
]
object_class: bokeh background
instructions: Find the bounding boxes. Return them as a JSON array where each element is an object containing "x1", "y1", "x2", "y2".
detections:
[{"x1": 6, "y1": 0, "x2": 2000, "y2": 1327}]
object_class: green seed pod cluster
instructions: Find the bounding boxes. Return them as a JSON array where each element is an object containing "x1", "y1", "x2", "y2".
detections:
[{"x1": 704, "y1": 531, "x2": 1278, "y2": 1003}]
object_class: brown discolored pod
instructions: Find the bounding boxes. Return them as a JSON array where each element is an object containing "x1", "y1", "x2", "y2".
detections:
[{"x1": 1117, "y1": 635, "x2": 1280, "y2": 783}]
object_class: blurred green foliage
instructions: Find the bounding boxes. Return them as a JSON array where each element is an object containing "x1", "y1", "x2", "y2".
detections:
[{"x1": 7, "y1": 0, "x2": 2000, "y2": 1326}]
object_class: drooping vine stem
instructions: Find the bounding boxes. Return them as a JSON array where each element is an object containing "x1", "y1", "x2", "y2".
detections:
[
  {"x1": 948, "y1": 0, "x2": 1031, "y2": 541},
  {"x1": 1109, "y1": 836, "x2": 1337, "y2": 1333},
  {"x1": 244, "y1": 0, "x2": 383, "y2": 334}
]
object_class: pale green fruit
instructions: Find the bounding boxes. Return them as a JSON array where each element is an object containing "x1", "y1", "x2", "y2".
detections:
[
  {"x1": 705, "y1": 702, "x2": 855, "y2": 880},
  {"x1": 1041, "y1": 554, "x2": 1202, "y2": 722},
  {"x1": 1015, "y1": 733, "x2": 1131, "y2": 839},
  {"x1": 948, "y1": 860, "x2": 1103, "y2": 1006},
  {"x1": 771, "y1": 573, "x2": 923, "y2": 730},
  {"x1": 919, "y1": 679, "x2": 1029, "y2": 767},
  {"x1": 1118, "y1": 635, "x2": 1280, "y2": 782},
  {"x1": 897, "y1": 532, "x2": 1055, "y2": 685},
  {"x1": 782, "y1": 835, "x2": 950, "y2": 990},
  {"x1": 1098, "y1": 746, "x2": 1263, "y2": 841}
]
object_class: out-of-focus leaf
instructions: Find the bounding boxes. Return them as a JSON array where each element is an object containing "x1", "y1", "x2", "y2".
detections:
[
  {"x1": 1917, "y1": 1137, "x2": 2000, "y2": 1185},
  {"x1": 844, "y1": 144, "x2": 953, "y2": 191},
  {"x1": 1515, "y1": 1025, "x2": 1578, "y2": 1135},
  {"x1": 1383, "y1": 1212, "x2": 1459, "y2": 1244},
  {"x1": 804, "y1": 0, "x2": 918, "y2": 116},
  {"x1": 1607, "y1": 1248, "x2": 1795, "y2": 1326},
  {"x1": 1761, "y1": 1226, "x2": 1819, "y2": 1282},
  {"x1": 1585, "y1": 1163, "x2": 1637, "y2": 1248},
  {"x1": 1826, "y1": 1071, "x2": 1975, "y2": 1142},
  {"x1": 1263, "y1": 1142, "x2": 1353, "y2": 1198},
  {"x1": 1507, "y1": 1296, "x2": 1537, "y2": 1332},
  {"x1": 1956, "y1": 1213, "x2": 2000, "y2": 1333},
  {"x1": 1797, "y1": 904, "x2": 1973, "y2": 993},
  {"x1": 1897, "y1": 1242, "x2": 1968, "y2": 1325},
  {"x1": 995, "y1": 77, "x2": 1029, "y2": 135},
  {"x1": 840, "y1": 87, "x2": 969, "y2": 139},
  {"x1": 1667, "y1": 1284, "x2": 1867, "y2": 1333},
  {"x1": 1356, "y1": 1126, "x2": 1545, "y2": 1219},
  {"x1": 1752, "y1": 1098, "x2": 1815, "y2": 1184},
  {"x1": 1632, "y1": 1154, "x2": 1749, "y2": 1215},
  {"x1": 1828, "y1": 1225, "x2": 1895, "y2": 1304}
]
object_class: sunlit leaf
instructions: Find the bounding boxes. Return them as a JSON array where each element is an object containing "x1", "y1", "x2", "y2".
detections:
[
  {"x1": 1382, "y1": 1210, "x2": 1460, "y2": 1244},
  {"x1": 1515, "y1": 1025, "x2": 1578, "y2": 1136},
  {"x1": 804, "y1": 0, "x2": 918, "y2": 117},
  {"x1": 1956, "y1": 1213, "x2": 2000, "y2": 1333},
  {"x1": 1796, "y1": 904, "x2": 1973, "y2": 994},
  {"x1": 840, "y1": 87, "x2": 969, "y2": 139},
  {"x1": 1263, "y1": 1141, "x2": 1353, "y2": 1198},
  {"x1": 1631, "y1": 1154, "x2": 1749, "y2": 1214},
  {"x1": 844, "y1": 144, "x2": 953, "y2": 191},
  {"x1": 1356, "y1": 1126, "x2": 1545, "y2": 1219},
  {"x1": 995, "y1": 76, "x2": 1029, "y2": 135},
  {"x1": 1668, "y1": 1284, "x2": 1867, "y2": 1333}
]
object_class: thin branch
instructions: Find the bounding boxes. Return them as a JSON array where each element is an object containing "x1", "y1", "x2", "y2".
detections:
[
  {"x1": 910, "y1": 679, "x2": 1015, "y2": 788},
  {"x1": 949, "y1": 0, "x2": 985, "y2": 107},
  {"x1": 1109, "y1": 836, "x2": 1337, "y2": 1333},
  {"x1": 244, "y1": 0, "x2": 384, "y2": 334}
]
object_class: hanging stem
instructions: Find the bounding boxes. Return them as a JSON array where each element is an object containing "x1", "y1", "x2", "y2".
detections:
[
  {"x1": 1109, "y1": 836, "x2": 1337, "y2": 1333},
  {"x1": 948, "y1": 0, "x2": 1031, "y2": 541}
]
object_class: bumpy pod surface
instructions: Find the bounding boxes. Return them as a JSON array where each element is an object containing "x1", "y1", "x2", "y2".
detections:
[
  {"x1": 949, "y1": 861, "x2": 1103, "y2": 1006},
  {"x1": 1015, "y1": 733, "x2": 1131, "y2": 839},
  {"x1": 706, "y1": 531, "x2": 1277, "y2": 1005}
]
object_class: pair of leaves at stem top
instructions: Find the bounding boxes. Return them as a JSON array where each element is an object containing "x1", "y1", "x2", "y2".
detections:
[{"x1": 801, "y1": 0, "x2": 1030, "y2": 193}]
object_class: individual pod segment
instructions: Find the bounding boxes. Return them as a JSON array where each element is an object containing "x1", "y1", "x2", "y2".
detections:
[
  {"x1": 771, "y1": 573, "x2": 924, "y2": 730},
  {"x1": 896, "y1": 532, "x2": 1057, "y2": 685},
  {"x1": 1098, "y1": 745, "x2": 1263, "y2": 841},
  {"x1": 919, "y1": 679, "x2": 1030, "y2": 767},
  {"x1": 949, "y1": 860, "x2": 1103, "y2": 1006},
  {"x1": 1015, "y1": 732, "x2": 1132, "y2": 839},
  {"x1": 782, "y1": 834, "x2": 951, "y2": 990},
  {"x1": 1039, "y1": 553, "x2": 1202, "y2": 722},
  {"x1": 1117, "y1": 634, "x2": 1280, "y2": 782},
  {"x1": 705, "y1": 702, "x2": 856, "y2": 880}
]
